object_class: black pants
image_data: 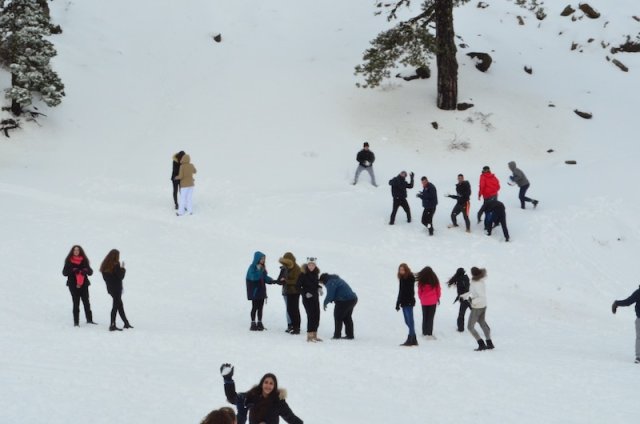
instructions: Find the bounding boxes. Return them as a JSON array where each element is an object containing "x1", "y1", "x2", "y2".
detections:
[
  {"x1": 302, "y1": 295, "x2": 320, "y2": 332},
  {"x1": 390, "y1": 198, "x2": 411, "y2": 224},
  {"x1": 286, "y1": 294, "x2": 301, "y2": 330},
  {"x1": 477, "y1": 196, "x2": 497, "y2": 222},
  {"x1": 68, "y1": 285, "x2": 92, "y2": 325},
  {"x1": 451, "y1": 202, "x2": 470, "y2": 230},
  {"x1": 421, "y1": 304, "x2": 437, "y2": 336},
  {"x1": 457, "y1": 301, "x2": 471, "y2": 332},
  {"x1": 518, "y1": 184, "x2": 534, "y2": 208},
  {"x1": 421, "y1": 207, "x2": 436, "y2": 234},
  {"x1": 334, "y1": 298, "x2": 358, "y2": 338},
  {"x1": 487, "y1": 213, "x2": 510, "y2": 239},
  {"x1": 109, "y1": 290, "x2": 129, "y2": 326},
  {"x1": 172, "y1": 180, "x2": 180, "y2": 208},
  {"x1": 250, "y1": 299, "x2": 265, "y2": 322}
]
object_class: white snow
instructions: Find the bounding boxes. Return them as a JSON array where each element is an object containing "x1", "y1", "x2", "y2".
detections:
[{"x1": 1, "y1": 1, "x2": 639, "y2": 423}]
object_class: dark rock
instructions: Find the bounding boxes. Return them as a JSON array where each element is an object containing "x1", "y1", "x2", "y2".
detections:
[
  {"x1": 431, "y1": 121, "x2": 439, "y2": 130},
  {"x1": 565, "y1": 160, "x2": 577, "y2": 165},
  {"x1": 548, "y1": 103, "x2": 556, "y2": 107},
  {"x1": 611, "y1": 59, "x2": 629, "y2": 72},
  {"x1": 517, "y1": 16, "x2": 525, "y2": 25},
  {"x1": 415, "y1": 66, "x2": 431, "y2": 79},
  {"x1": 634, "y1": 16, "x2": 640, "y2": 22},
  {"x1": 579, "y1": 3, "x2": 600, "y2": 19},
  {"x1": 459, "y1": 43, "x2": 468, "y2": 49},
  {"x1": 561, "y1": 5, "x2": 575, "y2": 16},
  {"x1": 571, "y1": 42, "x2": 579, "y2": 51},
  {"x1": 611, "y1": 39, "x2": 640, "y2": 54},
  {"x1": 213, "y1": 33, "x2": 222, "y2": 43},
  {"x1": 547, "y1": 149, "x2": 555, "y2": 153},
  {"x1": 587, "y1": 38, "x2": 594, "y2": 43},
  {"x1": 536, "y1": 10, "x2": 547, "y2": 20},
  {"x1": 524, "y1": 66, "x2": 533, "y2": 74},
  {"x1": 457, "y1": 103, "x2": 474, "y2": 111},
  {"x1": 466, "y1": 52, "x2": 492, "y2": 72},
  {"x1": 477, "y1": 2, "x2": 489, "y2": 8},
  {"x1": 574, "y1": 109, "x2": 592, "y2": 119}
]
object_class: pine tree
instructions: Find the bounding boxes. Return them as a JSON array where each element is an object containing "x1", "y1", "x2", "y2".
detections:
[{"x1": 0, "y1": 0, "x2": 65, "y2": 116}]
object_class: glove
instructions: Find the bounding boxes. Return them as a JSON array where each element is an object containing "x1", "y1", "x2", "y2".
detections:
[
  {"x1": 305, "y1": 293, "x2": 313, "y2": 299},
  {"x1": 323, "y1": 305, "x2": 327, "y2": 312},
  {"x1": 318, "y1": 287, "x2": 324, "y2": 296},
  {"x1": 611, "y1": 302, "x2": 617, "y2": 314},
  {"x1": 410, "y1": 172, "x2": 414, "y2": 178},
  {"x1": 395, "y1": 304, "x2": 400, "y2": 311},
  {"x1": 220, "y1": 363, "x2": 234, "y2": 380}
]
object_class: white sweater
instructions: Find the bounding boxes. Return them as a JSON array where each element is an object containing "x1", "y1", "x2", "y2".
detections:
[{"x1": 461, "y1": 277, "x2": 487, "y2": 309}]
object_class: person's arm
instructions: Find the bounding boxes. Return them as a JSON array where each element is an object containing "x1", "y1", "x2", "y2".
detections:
[
  {"x1": 614, "y1": 289, "x2": 640, "y2": 309},
  {"x1": 62, "y1": 262, "x2": 72, "y2": 277},
  {"x1": 370, "y1": 151, "x2": 375, "y2": 165},
  {"x1": 279, "y1": 399, "x2": 303, "y2": 424},
  {"x1": 84, "y1": 264, "x2": 93, "y2": 276},
  {"x1": 175, "y1": 165, "x2": 183, "y2": 181}
]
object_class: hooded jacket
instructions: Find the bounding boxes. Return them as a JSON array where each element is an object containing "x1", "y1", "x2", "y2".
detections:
[
  {"x1": 224, "y1": 379, "x2": 303, "y2": 424},
  {"x1": 322, "y1": 274, "x2": 357, "y2": 308},
  {"x1": 508, "y1": 161, "x2": 529, "y2": 187},
  {"x1": 175, "y1": 154, "x2": 197, "y2": 188},
  {"x1": 278, "y1": 252, "x2": 301, "y2": 295},
  {"x1": 246, "y1": 251, "x2": 273, "y2": 300},
  {"x1": 479, "y1": 172, "x2": 500, "y2": 199}
]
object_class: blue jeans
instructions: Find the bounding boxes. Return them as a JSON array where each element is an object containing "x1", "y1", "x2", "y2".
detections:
[{"x1": 402, "y1": 306, "x2": 416, "y2": 336}]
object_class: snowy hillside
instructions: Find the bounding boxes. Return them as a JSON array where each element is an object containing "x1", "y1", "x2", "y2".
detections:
[{"x1": 1, "y1": 1, "x2": 639, "y2": 423}]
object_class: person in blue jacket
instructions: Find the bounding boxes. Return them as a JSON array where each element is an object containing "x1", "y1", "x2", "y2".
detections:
[
  {"x1": 319, "y1": 273, "x2": 358, "y2": 339},
  {"x1": 246, "y1": 251, "x2": 274, "y2": 331},
  {"x1": 612, "y1": 285, "x2": 640, "y2": 364},
  {"x1": 417, "y1": 176, "x2": 438, "y2": 236}
]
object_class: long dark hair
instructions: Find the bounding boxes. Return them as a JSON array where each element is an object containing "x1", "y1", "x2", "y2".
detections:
[
  {"x1": 417, "y1": 266, "x2": 440, "y2": 288},
  {"x1": 65, "y1": 245, "x2": 89, "y2": 265},
  {"x1": 100, "y1": 249, "x2": 120, "y2": 273},
  {"x1": 247, "y1": 373, "x2": 279, "y2": 423},
  {"x1": 447, "y1": 268, "x2": 466, "y2": 287},
  {"x1": 397, "y1": 263, "x2": 413, "y2": 280}
]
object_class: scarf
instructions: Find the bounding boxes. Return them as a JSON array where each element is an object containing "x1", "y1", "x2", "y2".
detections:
[{"x1": 70, "y1": 255, "x2": 86, "y2": 287}]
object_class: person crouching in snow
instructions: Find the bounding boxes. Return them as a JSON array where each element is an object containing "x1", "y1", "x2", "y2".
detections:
[
  {"x1": 611, "y1": 285, "x2": 640, "y2": 364},
  {"x1": 460, "y1": 267, "x2": 494, "y2": 351},
  {"x1": 174, "y1": 153, "x2": 196, "y2": 215},
  {"x1": 246, "y1": 251, "x2": 274, "y2": 331},
  {"x1": 447, "y1": 268, "x2": 471, "y2": 333},
  {"x1": 220, "y1": 363, "x2": 303, "y2": 424},
  {"x1": 396, "y1": 263, "x2": 418, "y2": 346},
  {"x1": 319, "y1": 273, "x2": 358, "y2": 339}
]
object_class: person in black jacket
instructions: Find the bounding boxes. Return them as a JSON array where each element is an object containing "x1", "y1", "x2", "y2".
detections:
[
  {"x1": 220, "y1": 364, "x2": 303, "y2": 424},
  {"x1": 447, "y1": 268, "x2": 471, "y2": 332},
  {"x1": 62, "y1": 245, "x2": 96, "y2": 327},
  {"x1": 396, "y1": 263, "x2": 418, "y2": 346},
  {"x1": 447, "y1": 174, "x2": 471, "y2": 232},
  {"x1": 352, "y1": 142, "x2": 377, "y2": 186},
  {"x1": 612, "y1": 286, "x2": 640, "y2": 363},
  {"x1": 296, "y1": 257, "x2": 322, "y2": 342},
  {"x1": 171, "y1": 150, "x2": 185, "y2": 210},
  {"x1": 417, "y1": 176, "x2": 438, "y2": 236},
  {"x1": 484, "y1": 199, "x2": 510, "y2": 242},
  {"x1": 100, "y1": 249, "x2": 133, "y2": 331},
  {"x1": 388, "y1": 171, "x2": 414, "y2": 225}
]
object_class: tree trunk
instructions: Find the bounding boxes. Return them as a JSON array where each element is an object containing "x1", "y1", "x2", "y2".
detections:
[
  {"x1": 435, "y1": 0, "x2": 458, "y2": 110},
  {"x1": 10, "y1": 73, "x2": 22, "y2": 116}
]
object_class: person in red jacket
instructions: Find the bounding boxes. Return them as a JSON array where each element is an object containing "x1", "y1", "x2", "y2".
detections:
[
  {"x1": 477, "y1": 166, "x2": 500, "y2": 223},
  {"x1": 417, "y1": 266, "x2": 441, "y2": 339}
]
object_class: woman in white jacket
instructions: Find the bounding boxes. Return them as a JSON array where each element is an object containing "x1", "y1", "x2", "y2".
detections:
[{"x1": 460, "y1": 267, "x2": 494, "y2": 351}]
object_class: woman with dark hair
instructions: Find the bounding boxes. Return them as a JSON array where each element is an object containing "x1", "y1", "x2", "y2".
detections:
[
  {"x1": 447, "y1": 268, "x2": 471, "y2": 332},
  {"x1": 171, "y1": 150, "x2": 185, "y2": 210},
  {"x1": 62, "y1": 245, "x2": 96, "y2": 326},
  {"x1": 100, "y1": 249, "x2": 132, "y2": 331},
  {"x1": 417, "y1": 266, "x2": 441, "y2": 339},
  {"x1": 460, "y1": 267, "x2": 494, "y2": 351},
  {"x1": 201, "y1": 407, "x2": 237, "y2": 424},
  {"x1": 220, "y1": 364, "x2": 303, "y2": 424},
  {"x1": 246, "y1": 251, "x2": 274, "y2": 331},
  {"x1": 395, "y1": 263, "x2": 417, "y2": 346},
  {"x1": 296, "y1": 257, "x2": 322, "y2": 342}
]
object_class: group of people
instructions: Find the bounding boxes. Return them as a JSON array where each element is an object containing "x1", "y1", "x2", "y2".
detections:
[
  {"x1": 245, "y1": 252, "x2": 358, "y2": 341},
  {"x1": 62, "y1": 245, "x2": 132, "y2": 331},
  {"x1": 395, "y1": 264, "x2": 494, "y2": 351},
  {"x1": 172, "y1": 150, "x2": 197, "y2": 216},
  {"x1": 352, "y1": 142, "x2": 541, "y2": 241}
]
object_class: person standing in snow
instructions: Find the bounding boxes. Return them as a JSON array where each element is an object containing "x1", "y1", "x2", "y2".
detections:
[
  {"x1": 611, "y1": 285, "x2": 640, "y2": 364},
  {"x1": 99, "y1": 249, "x2": 133, "y2": 332},
  {"x1": 278, "y1": 252, "x2": 302, "y2": 335},
  {"x1": 246, "y1": 251, "x2": 275, "y2": 331},
  {"x1": 275, "y1": 261, "x2": 292, "y2": 333},
  {"x1": 62, "y1": 245, "x2": 96, "y2": 327},
  {"x1": 477, "y1": 166, "x2": 500, "y2": 223},
  {"x1": 447, "y1": 268, "x2": 471, "y2": 332},
  {"x1": 507, "y1": 161, "x2": 539, "y2": 209},
  {"x1": 417, "y1": 176, "x2": 438, "y2": 236},
  {"x1": 174, "y1": 153, "x2": 197, "y2": 216},
  {"x1": 296, "y1": 257, "x2": 322, "y2": 342},
  {"x1": 352, "y1": 142, "x2": 377, "y2": 186},
  {"x1": 319, "y1": 273, "x2": 358, "y2": 339},
  {"x1": 171, "y1": 150, "x2": 185, "y2": 210},
  {"x1": 447, "y1": 174, "x2": 471, "y2": 233},
  {"x1": 388, "y1": 171, "x2": 415, "y2": 225},
  {"x1": 396, "y1": 263, "x2": 418, "y2": 346},
  {"x1": 484, "y1": 199, "x2": 510, "y2": 242},
  {"x1": 460, "y1": 267, "x2": 494, "y2": 351},
  {"x1": 417, "y1": 266, "x2": 441, "y2": 338},
  {"x1": 220, "y1": 364, "x2": 303, "y2": 424}
]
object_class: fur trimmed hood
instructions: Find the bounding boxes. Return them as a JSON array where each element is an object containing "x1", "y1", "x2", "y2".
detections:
[{"x1": 249, "y1": 385, "x2": 288, "y2": 400}]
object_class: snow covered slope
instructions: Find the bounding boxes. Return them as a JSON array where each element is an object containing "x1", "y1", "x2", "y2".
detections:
[{"x1": 1, "y1": 1, "x2": 639, "y2": 423}]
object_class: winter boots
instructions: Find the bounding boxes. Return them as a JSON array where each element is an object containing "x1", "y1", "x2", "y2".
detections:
[
  {"x1": 486, "y1": 339, "x2": 495, "y2": 349},
  {"x1": 290, "y1": 328, "x2": 301, "y2": 335},
  {"x1": 635, "y1": 357, "x2": 640, "y2": 364},
  {"x1": 475, "y1": 339, "x2": 487, "y2": 351},
  {"x1": 109, "y1": 324, "x2": 122, "y2": 331},
  {"x1": 306, "y1": 332, "x2": 323, "y2": 342},
  {"x1": 256, "y1": 322, "x2": 265, "y2": 331},
  {"x1": 250, "y1": 322, "x2": 258, "y2": 331},
  {"x1": 400, "y1": 335, "x2": 418, "y2": 346}
]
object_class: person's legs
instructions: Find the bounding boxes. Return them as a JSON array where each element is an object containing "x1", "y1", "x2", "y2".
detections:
[
  {"x1": 462, "y1": 202, "x2": 471, "y2": 231},
  {"x1": 178, "y1": 186, "x2": 188, "y2": 215},
  {"x1": 390, "y1": 198, "x2": 401, "y2": 224},
  {"x1": 421, "y1": 305, "x2": 429, "y2": 335},
  {"x1": 365, "y1": 167, "x2": 377, "y2": 186},
  {"x1": 333, "y1": 302, "x2": 345, "y2": 338},
  {"x1": 402, "y1": 306, "x2": 416, "y2": 336},
  {"x1": 69, "y1": 287, "x2": 80, "y2": 325},
  {"x1": 110, "y1": 293, "x2": 118, "y2": 325},
  {"x1": 635, "y1": 318, "x2": 640, "y2": 359},
  {"x1": 424, "y1": 304, "x2": 436, "y2": 336},
  {"x1": 343, "y1": 299, "x2": 357, "y2": 338},
  {"x1": 477, "y1": 308, "x2": 491, "y2": 339},
  {"x1": 172, "y1": 180, "x2": 180, "y2": 209},
  {"x1": 400, "y1": 199, "x2": 411, "y2": 222},
  {"x1": 184, "y1": 187, "x2": 194, "y2": 214},
  {"x1": 286, "y1": 294, "x2": 301, "y2": 332},
  {"x1": 353, "y1": 165, "x2": 365, "y2": 184},
  {"x1": 457, "y1": 301, "x2": 470, "y2": 332},
  {"x1": 467, "y1": 308, "x2": 482, "y2": 340},
  {"x1": 79, "y1": 285, "x2": 93, "y2": 323},
  {"x1": 519, "y1": 184, "x2": 530, "y2": 208},
  {"x1": 450, "y1": 204, "x2": 461, "y2": 226}
]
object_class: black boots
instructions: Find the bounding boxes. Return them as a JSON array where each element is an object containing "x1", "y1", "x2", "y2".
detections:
[
  {"x1": 400, "y1": 335, "x2": 418, "y2": 346},
  {"x1": 486, "y1": 339, "x2": 495, "y2": 349},
  {"x1": 123, "y1": 322, "x2": 134, "y2": 329},
  {"x1": 257, "y1": 322, "x2": 265, "y2": 331},
  {"x1": 109, "y1": 324, "x2": 122, "y2": 331},
  {"x1": 475, "y1": 339, "x2": 487, "y2": 351},
  {"x1": 250, "y1": 322, "x2": 258, "y2": 331}
]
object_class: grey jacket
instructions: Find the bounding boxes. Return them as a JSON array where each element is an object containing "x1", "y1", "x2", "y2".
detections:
[{"x1": 508, "y1": 161, "x2": 529, "y2": 187}]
